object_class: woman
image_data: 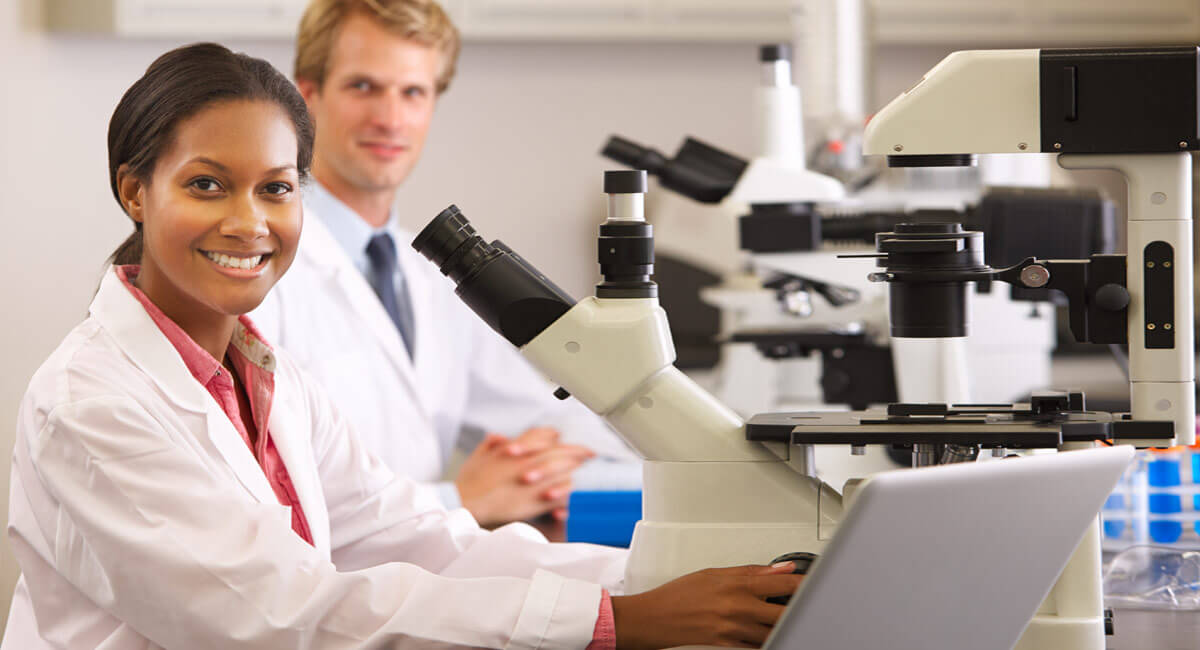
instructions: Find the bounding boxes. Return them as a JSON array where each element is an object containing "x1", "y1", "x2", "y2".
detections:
[{"x1": 3, "y1": 44, "x2": 801, "y2": 649}]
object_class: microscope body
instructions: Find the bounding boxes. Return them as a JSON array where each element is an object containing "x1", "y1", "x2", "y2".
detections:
[
  {"x1": 521, "y1": 295, "x2": 842, "y2": 592},
  {"x1": 412, "y1": 174, "x2": 844, "y2": 598}
]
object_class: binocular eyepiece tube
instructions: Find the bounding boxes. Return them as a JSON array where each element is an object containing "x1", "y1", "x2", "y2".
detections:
[{"x1": 412, "y1": 205, "x2": 576, "y2": 347}]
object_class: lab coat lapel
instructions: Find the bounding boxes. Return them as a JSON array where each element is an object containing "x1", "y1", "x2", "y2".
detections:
[
  {"x1": 298, "y1": 212, "x2": 432, "y2": 421},
  {"x1": 91, "y1": 269, "x2": 279, "y2": 505},
  {"x1": 267, "y1": 382, "x2": 332, "y2": 556},
  {"x1": 203, "y1": 409, "x2": 278, "y2": 506}
]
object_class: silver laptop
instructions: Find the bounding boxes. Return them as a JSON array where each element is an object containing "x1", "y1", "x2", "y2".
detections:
[{"x1": 765, "y1": 445, "x2": 1135, "y2": 650}]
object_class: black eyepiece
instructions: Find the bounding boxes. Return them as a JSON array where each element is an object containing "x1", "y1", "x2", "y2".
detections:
[
  {"x1": 412, "y1": 205, "x2": 480, "y2": 282},
  {"x1": 604, "y1": 170, "x2": 647, "y2": 194},
  {"x1": 413, "y1": 206, "x2": 576, "y2": 347},
  {"x1": 601, "y1": 135, "x2": 747, "y2": 204},
  {"x1": 601, "y1": 136, "x2": 668, "y2": 175},
  {"x1": 760, "y1": 43, "x2": 791, "y2": 62}
]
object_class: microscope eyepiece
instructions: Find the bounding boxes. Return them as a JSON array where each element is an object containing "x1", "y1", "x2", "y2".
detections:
[
  {"x1": 412, "y1": 206, "x2": 576, "y2": 347},
  {"x1": 412, "y1": 205, "x2": 483, "y2": 283},
  {"x1": 598, "y1": 170, "x2": 657, "y2": 299},
  {"x1": 601, "y1": 135, "x2": 747, "y2": 204},
  {"x1": 760, "y1": 43, "x2": 791, "y2": 62},
  {"x1": 604, "y1": 170, "x2": 648, "y2": 194},
  {"x1": 601, "y1": 137, "x2": 669, "y2": 176}
]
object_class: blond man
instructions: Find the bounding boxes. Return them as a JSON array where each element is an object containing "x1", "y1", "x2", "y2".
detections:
[{"x1": 252, "y1": 0, "x2": 639, "y2": 527}]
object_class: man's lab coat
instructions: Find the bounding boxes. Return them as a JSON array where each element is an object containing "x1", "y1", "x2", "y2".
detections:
[
  {"x1": 251, "y1": 202, "x2": 639, "y2": 502},
  {"x1": 3, "y1": 268, "x2": 626, "y2": 649}
]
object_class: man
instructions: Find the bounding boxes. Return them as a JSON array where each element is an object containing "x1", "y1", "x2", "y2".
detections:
[{"x1": 252, "y1": 0, "x2": 639, "y2": 527}]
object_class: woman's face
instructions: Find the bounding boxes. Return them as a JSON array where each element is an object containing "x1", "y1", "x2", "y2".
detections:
[{"x1": 125, "y1": 99, "x2": 302, "y2": 321}]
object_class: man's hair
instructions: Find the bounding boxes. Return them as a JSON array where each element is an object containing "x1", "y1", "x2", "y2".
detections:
[{"x1": 295, "y1": 0, "x2": 461, "y2": 94}]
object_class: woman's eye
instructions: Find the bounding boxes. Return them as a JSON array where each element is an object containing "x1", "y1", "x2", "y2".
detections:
[
  {"x1": 190, "y1": 177, "x2": 221, "y2": 192},
  {"x1": 263, "y1": 182, "x2": 293, "y2": 196}
]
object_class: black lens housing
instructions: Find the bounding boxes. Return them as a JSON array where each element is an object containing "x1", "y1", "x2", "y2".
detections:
[
  {"x1": 873, "y1": 223, "x2": 991, "y2": 338},
  {"x1": 412, "y1": 205, "x2": 576, "y2": 347}
]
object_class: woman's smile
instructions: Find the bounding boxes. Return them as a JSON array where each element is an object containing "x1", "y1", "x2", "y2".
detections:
[{"x1": 200, "y1": 249, "x2": 273, "y2": 277}]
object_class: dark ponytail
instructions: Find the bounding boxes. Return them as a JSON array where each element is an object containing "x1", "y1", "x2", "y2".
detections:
[{"x1": 106, "y1": 43, "x2": 314, "y2": 266}]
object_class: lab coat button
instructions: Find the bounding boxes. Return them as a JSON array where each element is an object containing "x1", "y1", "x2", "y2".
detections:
[{"x1": 553, "y1": 387, "x2": 570, "y2": 400}]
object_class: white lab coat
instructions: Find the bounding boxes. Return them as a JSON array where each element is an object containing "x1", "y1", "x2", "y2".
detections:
[
  {"x1": 3, "y1": 268, "x2": 626, "y2": 649},
  {"x1": 250, "y1": 200, "x2": 639, "y2": 500}
]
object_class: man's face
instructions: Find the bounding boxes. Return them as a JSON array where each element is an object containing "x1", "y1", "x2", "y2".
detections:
[{"x1": 300, "y1": 11, "x2": 440, "y2": 195}]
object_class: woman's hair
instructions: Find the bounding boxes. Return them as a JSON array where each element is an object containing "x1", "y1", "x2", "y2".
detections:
[{"x1": 107, "y1": 43, "x2": 315, "y2": 265}]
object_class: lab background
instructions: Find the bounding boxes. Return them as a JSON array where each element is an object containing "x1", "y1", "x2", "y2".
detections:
[{"x1": 3, "y1": 0, "x2": 1200, "y2": 631}]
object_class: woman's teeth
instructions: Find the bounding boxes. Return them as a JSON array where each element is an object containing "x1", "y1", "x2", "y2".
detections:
[{"x1": 205, "y1": 251, "x2": 263, "y2": 270}]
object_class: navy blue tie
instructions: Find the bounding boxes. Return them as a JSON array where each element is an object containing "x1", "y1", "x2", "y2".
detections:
[{"x1": 365, "y1": 232, "x2": 416, "y2": 359}]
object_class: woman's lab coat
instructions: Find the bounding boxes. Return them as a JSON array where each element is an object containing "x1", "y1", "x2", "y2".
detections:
[
  {"x1": 250, "y1": 203, "x2": 639, "y2": 498},
  {"x1": 3, "y1": 268, "x2": 626, "y2": 649}
]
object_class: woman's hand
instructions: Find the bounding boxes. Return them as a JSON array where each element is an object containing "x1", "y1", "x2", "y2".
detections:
[{"x1": 611, "y1": 563, "x2": 804, "y2": 648}]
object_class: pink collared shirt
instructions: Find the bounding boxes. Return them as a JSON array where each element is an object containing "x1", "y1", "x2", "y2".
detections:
[{"x1": 116, "y1": 266, "x2": 313, "y2": 546}]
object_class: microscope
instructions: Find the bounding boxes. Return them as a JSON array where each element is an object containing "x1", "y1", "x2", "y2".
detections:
[
  {"x1": 759, "y1": 46, "x2": 1197, "y2": 649},
  {"x1": 416, "y1": 47, "x2": 1196, "y2": 650},
  {"x1": 603, "y1": 46, "x2": 1114, "y2": 422}
]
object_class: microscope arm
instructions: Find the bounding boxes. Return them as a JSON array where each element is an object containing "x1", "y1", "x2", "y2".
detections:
[
  {"x1": 1059, "y1": 153, "x2": 1195, "y2": 446},
  {"x1": 520, "y1": 296, "x2": 779, "y2": 463}
]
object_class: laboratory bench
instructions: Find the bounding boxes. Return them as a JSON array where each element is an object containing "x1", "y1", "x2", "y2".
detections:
[{"x1": 1108, "y1": 608, "x2": 1199, "y2": 649}]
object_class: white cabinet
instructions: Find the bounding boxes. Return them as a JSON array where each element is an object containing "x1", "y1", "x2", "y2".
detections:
[
  {"x1": 449, "y1": 0, "x2": 791, "y2": 41},
  {"x1": 44, "y1": 0, "x2": 1200, "y2": 44},
  {"x1": 46, "y1": 0, "x2": 307, "y2": 38},
  {"x1": 871, "y1": 0, "x2": 1200, "y2": 46},
  {"x1": 44, "y1": 0, "x2": 793, "y2": 41}
]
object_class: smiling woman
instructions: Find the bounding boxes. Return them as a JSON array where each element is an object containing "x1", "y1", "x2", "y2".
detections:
[{"x1": 105, "y1": 44, "x2": 313, "y2": 359}]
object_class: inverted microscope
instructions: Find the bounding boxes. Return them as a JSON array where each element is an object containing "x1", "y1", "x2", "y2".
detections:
[
  {"x1": 603, "y1": 45, "x2": 1114, "y2": 421},
  {"x1": 416, "y1": 47, "x2": 1197, "y2": 650}
]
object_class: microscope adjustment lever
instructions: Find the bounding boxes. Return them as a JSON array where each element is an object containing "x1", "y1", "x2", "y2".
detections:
[{"x1": 994, "y1": 255, "x2": 1128, "y2": 345}]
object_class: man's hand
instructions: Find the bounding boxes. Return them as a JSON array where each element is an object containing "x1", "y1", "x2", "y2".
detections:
[
  {"x1": 611, "y1": 563, "x2": 804, "y2": 649},
  {"x1": 456, "y1": 428, "x2": 595, "y2": 527}
]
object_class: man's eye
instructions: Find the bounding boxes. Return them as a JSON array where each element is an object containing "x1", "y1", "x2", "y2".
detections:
[
  {"x1": 351, "y1": 81, "x2": 372, "y2": 92},
  {"x1": 403, "y1": 86, "x2": 426, "y2": 99},
  {"x1": 263, "y1": 182, "x2": 293, "y2": 196},
  {"x1": 190, "y1": 177, "x2": 221, "y2": 192}
]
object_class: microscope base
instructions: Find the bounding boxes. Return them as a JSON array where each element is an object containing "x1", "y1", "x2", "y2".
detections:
[
  {"x1": 1013, "y1": 616, "x2": 1106, "y2": 650},
  {"x1": 624, "y1": 459, "x2": 843, "y2": 594},
  {"x1": 1014, "y1": 516, "x2": 1107, "y2": 650},
  {"x1": 624, "y1": 521, "x2": 833, "y2": 594}
]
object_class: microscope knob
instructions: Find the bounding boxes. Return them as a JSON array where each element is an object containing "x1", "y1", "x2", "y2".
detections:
[
  {"x1": 820, "y1": 368, "x2": 852, "y2": 398},
  {"x1": 766, "y1": 552, "x2": 819, "y2": 605},
  {"x1": 1095, "y1": 283, "x2": 1130, "y2": 312}
]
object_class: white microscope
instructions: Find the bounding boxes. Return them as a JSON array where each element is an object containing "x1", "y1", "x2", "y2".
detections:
[
  {"x1": 415, "y1": 47, "x2": 1197, "y2": 650},
  {"x1": 602, "y1": 45, "x2": 1114, "y2": 422}
]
